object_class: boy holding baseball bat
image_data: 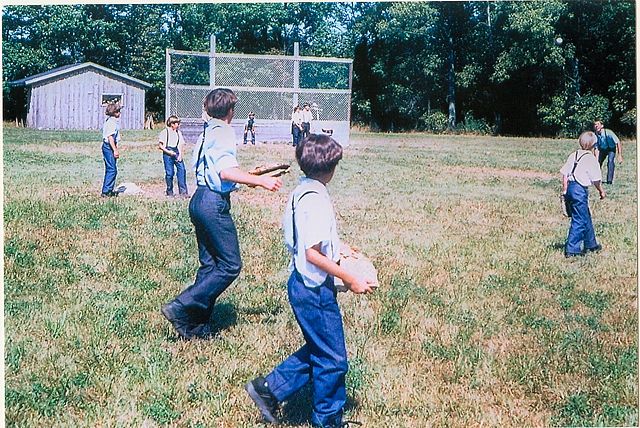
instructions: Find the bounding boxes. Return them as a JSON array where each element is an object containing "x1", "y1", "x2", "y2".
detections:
[{"x1": 245, "y1": 134, "x2": 376, "y2": 427}]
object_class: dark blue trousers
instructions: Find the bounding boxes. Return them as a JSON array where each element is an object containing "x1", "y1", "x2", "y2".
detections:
[
  {"x1": 163, "y1": 149, "x2": 188, "y2": 195},
  {"x1": 292, "y1": 126, "x2": 301, "y2": 146},
  {"x1": 598, "y1": 149, "x2": 616, "y2": 184},
  {"x1": 175, "y1": 186, "x2": 242, "y2": 323},
  {"x1": 266, "y1": 272, "x2": 347, "y2": 427},
  {"x1": 565, "y1": 181, "x2": 598, "y2": 255},
  {"x1": 101, "y1": 142, "x2": 117, "y2": 194}
]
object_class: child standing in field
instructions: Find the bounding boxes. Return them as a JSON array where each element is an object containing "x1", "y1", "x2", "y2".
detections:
[
  {"x1": 243, "y1": 112, "x2": 256, "y2": 145},
  {"x1": 161, "y1": 88, "x2": 282, "y2": 340},
  {"x1": 158, "y1": 115, "x2": 188, "y2": 197},
  {"x1": 100, "y1": 102, "x2": 122, "y2": 197},
  {"x1": 561, "y1": 131, "x2": 606, "y2": 257},
  {"x1": 245, "y1": 134, "x2": 376, "y2": 427}
]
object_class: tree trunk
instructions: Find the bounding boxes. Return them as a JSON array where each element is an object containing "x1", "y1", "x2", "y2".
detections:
[{"x1": 447, "y1": 34, "x2": 456, "y2": 130}]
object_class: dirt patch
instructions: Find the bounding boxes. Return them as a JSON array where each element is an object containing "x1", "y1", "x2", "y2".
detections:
[{"x1": 444, "y1": 165, "x2": 555, "y2": 180}]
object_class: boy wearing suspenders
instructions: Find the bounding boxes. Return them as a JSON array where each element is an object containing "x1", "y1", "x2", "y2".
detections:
[
  {"x1": 158, "y1": 115, "x2": 188, "y2": 197},
  {"x1": 161, "y1": 89, "x2": 282, "y2": 340},
  {"x1": 245, "y1": 134, "x2": 376, "y2": 427},
  {"x1": 560, "y1": 131, "x2": 606, "y2": 257}
]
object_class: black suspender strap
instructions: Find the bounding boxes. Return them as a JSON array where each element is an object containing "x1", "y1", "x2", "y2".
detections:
[
  {"x1": 570, "y1": 151, "x2": 589, "y2": 183},
  {"x1": 196, "y1": 125, "x2": 221, "y2": 190}
]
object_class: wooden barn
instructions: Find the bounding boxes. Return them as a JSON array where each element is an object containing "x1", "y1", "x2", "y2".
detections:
[{"x1": 9, "y1": 62, "x2": 152, "y2": 130}]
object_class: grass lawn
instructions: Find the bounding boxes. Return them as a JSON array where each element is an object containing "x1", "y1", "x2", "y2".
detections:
[{"x1": 3, "y1": 126, "x2": 637, "y2": 427}]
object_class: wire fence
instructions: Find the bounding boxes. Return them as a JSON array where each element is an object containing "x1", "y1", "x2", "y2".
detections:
[{"x1": 166, "y1": 40, "x2": 353, "y2": 143}]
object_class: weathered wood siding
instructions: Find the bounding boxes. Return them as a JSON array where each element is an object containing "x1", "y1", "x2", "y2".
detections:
[{"x1": 26, "y1": 69, "x2": 146, "y2": 130}]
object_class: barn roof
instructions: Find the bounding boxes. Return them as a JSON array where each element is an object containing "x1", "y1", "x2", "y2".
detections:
[{"x1": 9, "y1": 62, "x2": 152, "y2": 89}]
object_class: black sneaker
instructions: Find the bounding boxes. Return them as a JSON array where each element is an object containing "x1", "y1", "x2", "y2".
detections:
[
  {"x1": 245, "y1": 377, "x2": 280, "y2": 424},
  {"x1": 161, "y1": 300, "x2": 193, "y2": 339},
  {"x1": 585, "y1": 244, "x2": 602, "y2": 253}
]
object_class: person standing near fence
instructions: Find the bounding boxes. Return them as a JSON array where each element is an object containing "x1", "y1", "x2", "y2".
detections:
[
  {"x1": 161, "y1": 88, "x2": 283, "y2": 340},
  {"x1": 158, "y1": 115, "x2": 188, "y2": 197},
  {"x1": 291, "y1": 105, "x2": 303, "y2": 146},
  {"x1": 101, "y1": 102, "x2": 122, "y2": 197},
  {"x1": 593, "y1": 120, "x2": 623, "y2": 184},
  {"x1": 301, "y1": 102, "x2": 313, "y2": 140},
  {"x1": 561, "y1": 131, "x2": 606, "y2": 257},
  {"x1": 244, "y1": 112, "x2": 257, "y2": 145}
]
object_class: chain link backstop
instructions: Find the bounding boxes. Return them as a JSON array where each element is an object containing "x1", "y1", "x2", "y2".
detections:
[{"x1": 166, "y1": 37, "x2": 353, "y2": 145}]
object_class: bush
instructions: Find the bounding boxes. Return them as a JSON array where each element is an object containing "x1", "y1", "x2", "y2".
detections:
[
  {"x1": 420, "y1": 111, "x2": 448, "y2": 133},
  {"x1": 539, "y1": 93, "x2": 611, "y2": 137},
  {"x1": 459, "y1": 111, "x2": 491, "y2": 135},
  {"x1": 620, "y1": 107, "x2": 636, "y2": 128}
]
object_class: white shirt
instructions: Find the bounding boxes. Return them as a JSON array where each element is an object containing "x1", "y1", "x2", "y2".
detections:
[
  {"x1": 560, "y1": 150, "x2": 602, "y2": 187},
  {"x1": 301, "y1": 109, "x2": 313, "y2": 123},
  {"x1": 192, "y1": 119, "x2": 239, "y2": 193},
  {"x1": 291, "y1": 110, "x2": 303, "y2": 126},
  {"x1": 102, "y1": 117, "x2": 119, "y2": 144},
  {"x1": 159, "y1": 128, "x2": 184, "y2": 149},
  {"x1": 283, "y1": 177, "x2": 341, "y2": 288}
]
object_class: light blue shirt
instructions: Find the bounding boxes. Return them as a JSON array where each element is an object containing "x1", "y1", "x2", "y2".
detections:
[
  {"x1": 192, "y1": 118, "x2": 239, "y2": 193},
  {"x1": 102, "y1": 117, "x2": 119, "y2": 145},
  {"x1": 283, "y1": 177, "x2": 341, "y2": 288}
]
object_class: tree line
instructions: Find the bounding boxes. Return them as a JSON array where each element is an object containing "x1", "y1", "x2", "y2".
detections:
[{"x1": 2, "y1": 2, "x2": 635, "y2": 136}]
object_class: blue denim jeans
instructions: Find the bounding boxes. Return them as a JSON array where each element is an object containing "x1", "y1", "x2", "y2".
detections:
[
  {"x1": 565, "y1": 181, "x2": 598, "y2": 255},
  {"x1": 101, "y1": 142, "x2": 117, "y2": 194},
  {"x1": 292, "y1": 126, "x2": 301, "y2": 146},
  {"x1": 598, "y1": 149, "x2": 616, "y2": 184},
  {"x1": 266, "y1": 272, "x2": 347, "y2": 427},
  {"x1": 163, "y1": 149, "x2": 188, "y2": 195},
  {"x1": 175, "y1": 186, "x2": 242, "y2": 323}
]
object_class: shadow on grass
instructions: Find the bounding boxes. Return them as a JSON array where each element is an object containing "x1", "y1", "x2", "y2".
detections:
[
  {"x1": 550, "y1": 242, "x2": 566, "y2": 251},
  {"x1": 210, "y1": 302, "x2": 238, "y2": 333},
  {"x1": 281, "y1": 384, "x2": 360, "y2": 426}
]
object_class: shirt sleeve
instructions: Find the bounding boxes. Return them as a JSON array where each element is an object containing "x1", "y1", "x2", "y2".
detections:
[
  {"x1": 158, "y1": 130, "x2": 167, "y2": 144},
  {"x1": 103, "y1": 120, "x2": 116, "y2": 140},
  {"x1": 585, "y1": 156, "x2": 603, "y2": 183},
  {"x1": 559, "y1": 154, "x2": 574, "y2": 176},
  {"x1": 609, "y1": 130, "x2": 620, "y2": 145},
  {"x1": 211, "y1": 126, "x2": 239, "y2": 173},
  {"x1": 298, "y1": 197, "x2": 331, "y2": 251}
]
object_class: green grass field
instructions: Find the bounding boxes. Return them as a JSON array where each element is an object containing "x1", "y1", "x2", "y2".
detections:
[{"x1": 4, "y1": 126, "x2": 638, "y2": 427}]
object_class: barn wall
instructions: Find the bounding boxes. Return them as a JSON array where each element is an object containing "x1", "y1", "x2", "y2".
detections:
[{"x1": 26, "y1": 68, "x2": 147, "y2": 130}]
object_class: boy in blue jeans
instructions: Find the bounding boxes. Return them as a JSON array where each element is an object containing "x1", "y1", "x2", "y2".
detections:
[
  {"x1": 161, "y1": 89, "x2": 282, "y2": 339},
  {"x1": 245, "y1": 134, "x2": 376, "y2": 427}
]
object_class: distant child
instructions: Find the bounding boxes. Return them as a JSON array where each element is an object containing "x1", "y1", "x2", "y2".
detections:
[
  {"x1": 244, "y1": 112, "x2": 256, "y2": 145},
  {"x1": 158, "y1": 115, "x2": 188, "y2": 197},
  {"x1": 593, "y1": 119, "x2": 623, "y2": 184},
  {"x1": 245, "y1": 134, "x2": 376, "y2": 427},
  {"x1": 101, "y1": 102, "x2": 122, "y2": 197},
  {"x1": 290, "y1": 105, "x2": 303, "y2": 146},
  {"x1": 561, "y1": 131, "x2": 606, "y2": 257},
  {"x1": 161, "y1": 89, "x2": 282, "y2": 340},
  {"x1": 301, "y1": 102, "x2": 313, "y2": 140}
]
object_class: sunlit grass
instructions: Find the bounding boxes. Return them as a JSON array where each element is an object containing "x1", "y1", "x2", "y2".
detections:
[{"x1": 4, "y1": 127, "x2": 637, "y2": 427}]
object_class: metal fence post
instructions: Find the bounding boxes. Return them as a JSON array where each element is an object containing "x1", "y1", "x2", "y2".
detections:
[
  {"x1": 210, "y1": 35, "x2": 216, "y2": 88},
  {"x1": 293, "y1": 42, "x2": 299, "y2": 108}
]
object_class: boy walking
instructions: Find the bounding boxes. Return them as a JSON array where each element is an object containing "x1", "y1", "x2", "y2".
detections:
[
  {"x1": 245, "y1": 134, "x2": 376, "y2": 427},
  {"x1": 161, "y1": 89, "x2": 282, "y2": 340}
]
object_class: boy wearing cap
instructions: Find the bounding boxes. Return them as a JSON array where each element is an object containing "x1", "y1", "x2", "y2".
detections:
[
  {"x1": 158, "y1": 115, "x2": 188, "y2": 197},
  {"x1": 101, "y1": 102, "x2": 122, "y2": 197},
  {"x1": 301, "y1": 103, "x2": 313, "y2": 140}
]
